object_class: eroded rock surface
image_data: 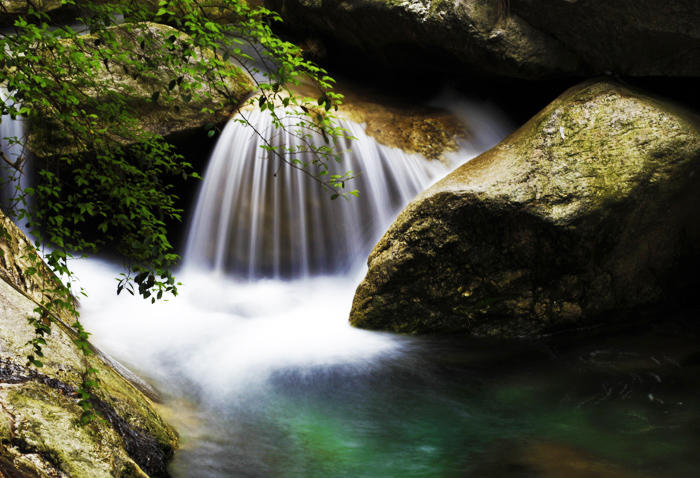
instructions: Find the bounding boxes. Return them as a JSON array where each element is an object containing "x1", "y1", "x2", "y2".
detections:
[
  {"x1": 351, "y1": 79, "x2": 700, "y2": 336},
  {"x1": 337, "y1": 89, "x2": 468, "y2": 161}
]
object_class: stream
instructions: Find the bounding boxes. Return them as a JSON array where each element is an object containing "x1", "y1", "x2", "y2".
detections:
[{"x1": 70, "y1": 95, "x2": 700, "y2": 478}]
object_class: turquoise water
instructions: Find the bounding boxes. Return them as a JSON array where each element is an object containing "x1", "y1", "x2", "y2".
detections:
[
  {"x1": 74, "y1": 257, "x2": 699, "y2": 478},
  {"x1": 163, "y1": 312, "x2": 699, "y2": 478}
]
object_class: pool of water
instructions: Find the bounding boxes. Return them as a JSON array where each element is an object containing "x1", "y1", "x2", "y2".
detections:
[{"x1": 74, "y1": 260, "x2": 700, "y2": 478}]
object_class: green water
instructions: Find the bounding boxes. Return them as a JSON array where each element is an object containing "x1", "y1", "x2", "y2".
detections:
[{"x1": 169, "y1": 312, "x2": 700, "y2": 478}]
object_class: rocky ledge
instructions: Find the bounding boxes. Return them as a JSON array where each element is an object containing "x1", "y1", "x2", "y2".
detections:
[{"x1": 264, "y1": 0, "x2": 700, "y2": 79}]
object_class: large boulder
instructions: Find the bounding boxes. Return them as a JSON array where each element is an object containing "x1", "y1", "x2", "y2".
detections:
[
  {"x1": 264, "y1": 0, "x2": 700, "y2": 79},
  {"x1": 350, "y1": 79, "x2": 700, "y2": 337},
  {"x1": 1, "y1": 211, "x2": 178, "y2": 477}
]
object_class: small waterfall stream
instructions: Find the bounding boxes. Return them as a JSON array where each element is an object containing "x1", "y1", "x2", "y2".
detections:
[
  {"x1": 1, "y1": 86, "x2": 30, "y2": 211},
  {"x1": 75, "y1": 97, "x2": 505, "y2": 389},
  {"x1": 185, "y1": 109, "x2": 452, "y2": 278}
]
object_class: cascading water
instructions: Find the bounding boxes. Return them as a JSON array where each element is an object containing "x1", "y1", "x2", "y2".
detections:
[
  {"x1": 0, "y1": 85, "x2": 30, "y2": 212},
  {"x1": 184, "y1": 109, "x2": 452, "y2": 279},
  {"x1": 71, "y1": 97, "x2": 514, "y2": 474},
  {"x1": 75, "y1": 100, "x2": 502, "y2": 387}
]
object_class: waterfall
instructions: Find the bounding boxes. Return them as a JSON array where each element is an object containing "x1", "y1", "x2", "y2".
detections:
[
  {"x1": 0, "y1": 86, "x2": 29, "y2": 212},
  {"x1": 184, "y1": 109, "x2": 453, "y2": 279},
  {"x1": 69, "y1": 95, "x2": 518, "y2": 477}
]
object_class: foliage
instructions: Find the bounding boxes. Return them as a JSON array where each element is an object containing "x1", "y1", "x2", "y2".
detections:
[{"x1": 1, "y1": 0, "x2": 352, "y2": 422}]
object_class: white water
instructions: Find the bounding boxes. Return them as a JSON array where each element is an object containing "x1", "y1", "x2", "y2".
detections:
[
  {"x1": 73, "y1": 260, "x2": 399, "y2": 408},
  {"x1": 185, "y1": 109, "x2": 453, "y2": 279}
]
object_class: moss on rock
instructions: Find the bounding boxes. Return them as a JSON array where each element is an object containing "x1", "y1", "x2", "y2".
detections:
[
  {"x1": 350, "y1": 79, "x2": 700, "y2": 336},
  {"x1": 0, "y1": 0, "x2": 62, "y2": 16}
]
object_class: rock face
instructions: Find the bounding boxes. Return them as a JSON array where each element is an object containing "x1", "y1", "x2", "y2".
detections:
[
  {"x1": 510, "y1": 0, "x2": 700, "y2": 77},
  {"x1": 350, "y1": 79, "x2": 700, "y2": 337},
  {"x1": 264, "y1": 0, "x2": 700, "y2": 78},
  {"x1": 1, "y1": 212, "x2": 178, "y2": 477}
]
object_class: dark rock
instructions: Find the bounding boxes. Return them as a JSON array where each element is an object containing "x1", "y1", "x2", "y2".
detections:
[
  {"x1": 264, "y1": 0, "x2": 700, "y2": 79},
  {"x1": 350, "y1": 79, "x2": 700, "y2": 336}
]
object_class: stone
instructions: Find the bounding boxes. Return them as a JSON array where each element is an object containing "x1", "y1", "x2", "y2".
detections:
[
  {"x1": 1, "y1": 0, "x2": 62, "y2": 16},
  {"x1": 1, "y1": 212, "x2": 178, "y2": 477},
  {"x1": 336, "y1": 90, "x2": 468, "y2": 161},
  {"x1": 510, "y1": 0, "x2": 700, "y2": 76},
  {"x1": 350, "y1": 79, "x2": 700, "y2": 336},
  {"x1": 263, "y1": 0, "x2": 700, "y2": 78}
]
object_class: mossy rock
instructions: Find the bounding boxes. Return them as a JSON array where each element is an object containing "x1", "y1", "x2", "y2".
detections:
[
  {"x1": 26, "y1": 21, "x2": 254, "y2": 156},
  {"x1": 0, "y1": 0, "x2": 63, "y2": 16},
  {"x1": 350, "y1": 79, "x2": 700, "y2": 336},
  {"x1": 1, "y1": 215, "x2": 178, "y2": 477}
]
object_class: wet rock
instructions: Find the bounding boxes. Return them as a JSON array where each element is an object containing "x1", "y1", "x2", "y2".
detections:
[
  {"x1": 264, "y1": 0, "x2": 700, "y2": 79},
  {"x1": 251, "y1": 77, "x2": 470, "y2": 161},
  {"x1": 337, "y1": 89, "x2": 468, "y2": 161},
  {"x1": 350, "y1": 79, "x2": 700, "y2": 336},
  {"x1": 1, "y1": 215, "x2": 178, "y2": 477}
]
